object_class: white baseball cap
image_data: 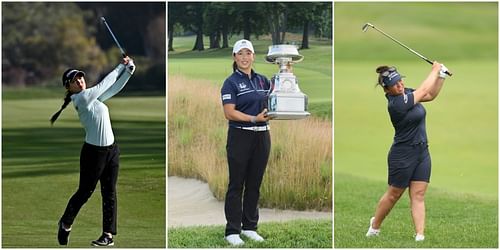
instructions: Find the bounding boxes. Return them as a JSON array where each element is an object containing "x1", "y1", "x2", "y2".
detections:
[{"x1": 232, "y1": 39, "x2": 254, "y2": 54}]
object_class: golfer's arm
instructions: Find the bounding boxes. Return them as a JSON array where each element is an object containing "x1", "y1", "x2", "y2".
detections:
[
  {"x1": 413, "y1": 67, "x2": 441, "y2": 103},
  {"x1": 79, "y1": 64, "x2": 124, "y2": 105},
  {"x1": 223, "y1": 104, "x2": 254, "y2": 122},
  {"x1": 421, "y1": 77, "x2": 445, "y2": 102},
  {"x1": 98, "y1": 65, "x2": 134, "y2": 102}
]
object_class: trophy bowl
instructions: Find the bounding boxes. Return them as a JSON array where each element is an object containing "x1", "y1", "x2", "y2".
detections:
[
  {"x1": 266, "y1": 44, "x2": 310, "y2": 120},
  {"x1": 265, "y1": 44, "x2": 304, "y2": 64}
]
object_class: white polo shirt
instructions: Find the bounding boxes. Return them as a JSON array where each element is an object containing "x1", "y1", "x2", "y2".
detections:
[{"x1": 71, "y1": 62, "x2": 135, "y2": 146}]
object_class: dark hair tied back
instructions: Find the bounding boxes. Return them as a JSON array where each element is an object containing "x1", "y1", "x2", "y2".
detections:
[
  {"x1": 376, "y1": 65, "x2": 390, "y2": 74},
  {"x1": 375, "y1": 65, "x2": 390, "y2": 87},
  {"x1": 232, "y1": 61, "x2": 238, "y2": 72},
  {"x1": 50, "y1": 91, "x2": 73, "y2": 125}
]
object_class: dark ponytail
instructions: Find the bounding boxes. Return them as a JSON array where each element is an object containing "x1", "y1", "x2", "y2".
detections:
[
  {"x1": 232, "y1": 59, "x2": 237, "y2": 72},
  {"x1": 50, "y1": 91, "x2": 73, "y2": 125},
  {"x1": 375, "y1": 65, "x2": 390, "y2": 87}
]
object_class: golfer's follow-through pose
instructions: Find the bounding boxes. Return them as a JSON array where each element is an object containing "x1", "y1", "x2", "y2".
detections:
[
  {"x1": 366, "y1": 62, "x2": 448, "y2": 241},
  {"x1": 220, "y1": 39, "x2": 272, "y2": 246},
  {"x1": 51, "y1": 56, "x2": 135, "y2": 246}
]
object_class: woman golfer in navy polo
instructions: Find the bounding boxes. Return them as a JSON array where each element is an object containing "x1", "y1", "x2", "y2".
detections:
[
  {"x1": 51, "y1": 56, "x2": 135, "y2": 246},
  {"x1": 366, "y1": 62, "x2": 448, "y2": 241},
  {"x1": 220, "y1": 39, "x2": 272, "y2": 246}
]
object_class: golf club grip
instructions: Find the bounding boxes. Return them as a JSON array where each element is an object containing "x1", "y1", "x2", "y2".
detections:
[{"x1": 426, "y1": 59, "x2": 453, "y2": 76}]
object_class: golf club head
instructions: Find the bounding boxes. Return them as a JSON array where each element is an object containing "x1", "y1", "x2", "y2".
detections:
[{"x1": 362, "y1": 23, "x2": 374, "y2": 32}]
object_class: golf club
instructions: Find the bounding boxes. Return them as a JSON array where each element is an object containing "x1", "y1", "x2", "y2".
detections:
[
  {"x1": 362, "y1": 22, "x2": 452, "y2": 76},
  {"x1": 101, "y1": 17, "x2": 126, "y2": 58}
]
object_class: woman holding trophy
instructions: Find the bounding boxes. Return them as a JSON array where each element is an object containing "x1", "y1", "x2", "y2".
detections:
[{"x1": 220, "y1": 39, "x2": 271, "y2": 246}]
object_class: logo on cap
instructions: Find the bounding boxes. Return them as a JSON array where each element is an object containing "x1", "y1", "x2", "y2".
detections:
[
  {"x1": 233, "y1": 39, "x2": 254, "y2": 54},
  {"x1": 388, "y1": 71, "x2": 399, "y2": 81},
  {"x1": 62, "y1": 68, "x2": 85, "y2": 86},
  {"x1": 381, "y1": 68, "x2": 402, "y2": 87}
]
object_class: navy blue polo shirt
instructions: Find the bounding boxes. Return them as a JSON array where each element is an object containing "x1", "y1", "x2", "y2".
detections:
[
  {"x1": 221, "y1": 69, "x2": 271, "y2": 128},
  {"x1": 386, "y1": 88, "x2": 427, "y2": 145}
]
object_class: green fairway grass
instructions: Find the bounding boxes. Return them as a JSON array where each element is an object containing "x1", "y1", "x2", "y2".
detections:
[
  {"x1": 334, "y1": 2, "x2": 497, "y2": 247},
  {"x1": 335, "y1": 61, "x2": 498, "y2": 198},
  {"x1": 169, "y1": 35, "x2": 332, "y2": 120},
  {"x1": 2, "y1": 96, "x2": 166, "y2": 247},
  {"x1": 168, "y1": 219, "x2": 332, "y2": 248},
  {"x1": 335, "y1": 173, "x2": 497, "y2": 248},
  {"x1": 335, "y1": 2, "x2": 497, "y2": 62}
]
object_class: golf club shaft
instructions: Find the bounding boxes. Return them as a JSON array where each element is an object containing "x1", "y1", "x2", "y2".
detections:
[
  {"x1": 372, "y1": 26, "x2": 432, "y2": 64},
  {"x1": 368, "y1": 24, "x2": 452, "y2": 76},
  {"x1": 101, "y1": 17, "x2": 126, "y2": 58}
]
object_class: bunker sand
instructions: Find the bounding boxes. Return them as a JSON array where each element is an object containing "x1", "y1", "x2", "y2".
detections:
[{"x1": 168, "y1": 176, "x2": 332, "y2": 227}]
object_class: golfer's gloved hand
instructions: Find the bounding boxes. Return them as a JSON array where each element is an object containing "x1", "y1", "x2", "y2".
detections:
[
  {"x1": 126, "y1": 59, "x2": 136, "y2": 74},
  {"x1": 439, "y1": 64, "x2": 448, "y2": 78}
]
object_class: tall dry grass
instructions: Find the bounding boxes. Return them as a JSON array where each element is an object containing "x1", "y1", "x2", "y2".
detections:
[{"x1": 168, "y1": 75, "x2": 332, "y2": 211}]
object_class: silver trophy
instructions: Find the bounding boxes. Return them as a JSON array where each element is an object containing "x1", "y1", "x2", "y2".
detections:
[{"x1": 265, "y1": 44, "x2": 310, "y2": 120}]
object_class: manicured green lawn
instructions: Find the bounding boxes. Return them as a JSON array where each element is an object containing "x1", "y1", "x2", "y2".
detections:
[
  {"x1": 2, "y1": 97, "x2": 166, "y2": 247},
  {"x1": 334, "y1": 2, "x2": 498, "y2": 247},
  {"x1": 168, "y1": 219, "x2": 332, "y2": 248},
  {"x1": 335, "y1": 174, "x2": 497, "y2": 248}
]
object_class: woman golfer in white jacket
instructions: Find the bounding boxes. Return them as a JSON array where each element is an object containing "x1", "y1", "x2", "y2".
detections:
[{"x1": 51, "y1": 56, "x2": 135, "y2": 246}]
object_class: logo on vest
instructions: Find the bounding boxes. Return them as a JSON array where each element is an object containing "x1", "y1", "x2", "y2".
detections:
[{"x1": 238, "y1": 82, "x2": 249, "y2": 91}]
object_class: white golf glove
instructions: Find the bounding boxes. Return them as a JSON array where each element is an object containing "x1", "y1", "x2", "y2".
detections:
[
  {"x1": 439, "y1": 64, "x2": 448, "y2": 78},
  {"x1": 126, "y1": 60, "x2": 136, "y2": 74}
]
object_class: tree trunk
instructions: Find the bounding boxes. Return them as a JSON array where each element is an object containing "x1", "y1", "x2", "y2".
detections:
[
  {"x1": 209, "y1": 33, "x2": 215, "y2": 48},
  {"x1": 192, "y1": 11, "x2": 204, "y2": 51},
  {"x1": 280, "y1": 10, "x2": 287, "y2": 44},
  {"x1": 222, "y1": 25, "x2": 229, "y2": 48},
  {"x1": 243, "y1": 11, "x2": 251, "y2": 40},
  {"x1": 192, "y1": 28, "x2": 204, "y2": 51},
  {"x1": 301, "y1": 20, "x2": 310, "y2": 49},
  {"x1": 168, "y1": 21, "x2": 174, "y2": 51},
  {"x1": 215, "y1": 30, "x2": 221, "y2": 48},
  {"x1": 209, "y1": 32, "x2": 220, "y2": 49},
  {"x1": 267, "y1": 14, "x2": 278, "y2": 45}
]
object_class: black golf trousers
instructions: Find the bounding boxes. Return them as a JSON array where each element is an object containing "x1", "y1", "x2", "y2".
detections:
[
  {"x1": 60, "y1": 142, "x2": 120, "y2": 235},
  {"x1": 224, "y1": 127, "x2": 271, "y2": 236}
]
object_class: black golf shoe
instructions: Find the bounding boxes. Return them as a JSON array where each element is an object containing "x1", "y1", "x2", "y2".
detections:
[
  {"x1": 91, "y1": 233, "x2": 114, "y2": 247},
  {"x1": 57, "y1": 221, "x2": 71, "y2": 245}
]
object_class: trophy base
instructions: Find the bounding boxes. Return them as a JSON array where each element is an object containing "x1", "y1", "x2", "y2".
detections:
[{"x1": 267, "y1": 111, "x2": 310, "y2": 120}]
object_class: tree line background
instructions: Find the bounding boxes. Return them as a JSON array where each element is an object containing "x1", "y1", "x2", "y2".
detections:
[
  {"x1": 168, "y1": 2, "x2": 332, "y2": 51},
  {"x1": 2, "y1": 2, "x2": 331, "y2": 89},
  {"x1": 2, "y1": 2, "x2": 165, "y2": 92}
]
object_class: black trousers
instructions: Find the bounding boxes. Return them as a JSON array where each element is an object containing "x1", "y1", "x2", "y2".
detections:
[
  {"x1": 60, "y1": 142, "x2": 120, "y2": 235},
  {"x1": 224, "y1": 127, "x2": 271, "y2": 236}
]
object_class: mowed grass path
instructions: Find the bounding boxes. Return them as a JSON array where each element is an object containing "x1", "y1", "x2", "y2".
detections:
[
  {"x1": 2, "y1": 97, "x2": 166, "y2": 247},
  {"x1": 334, "y1": 2, "x2": 497, "y2": 247}
]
